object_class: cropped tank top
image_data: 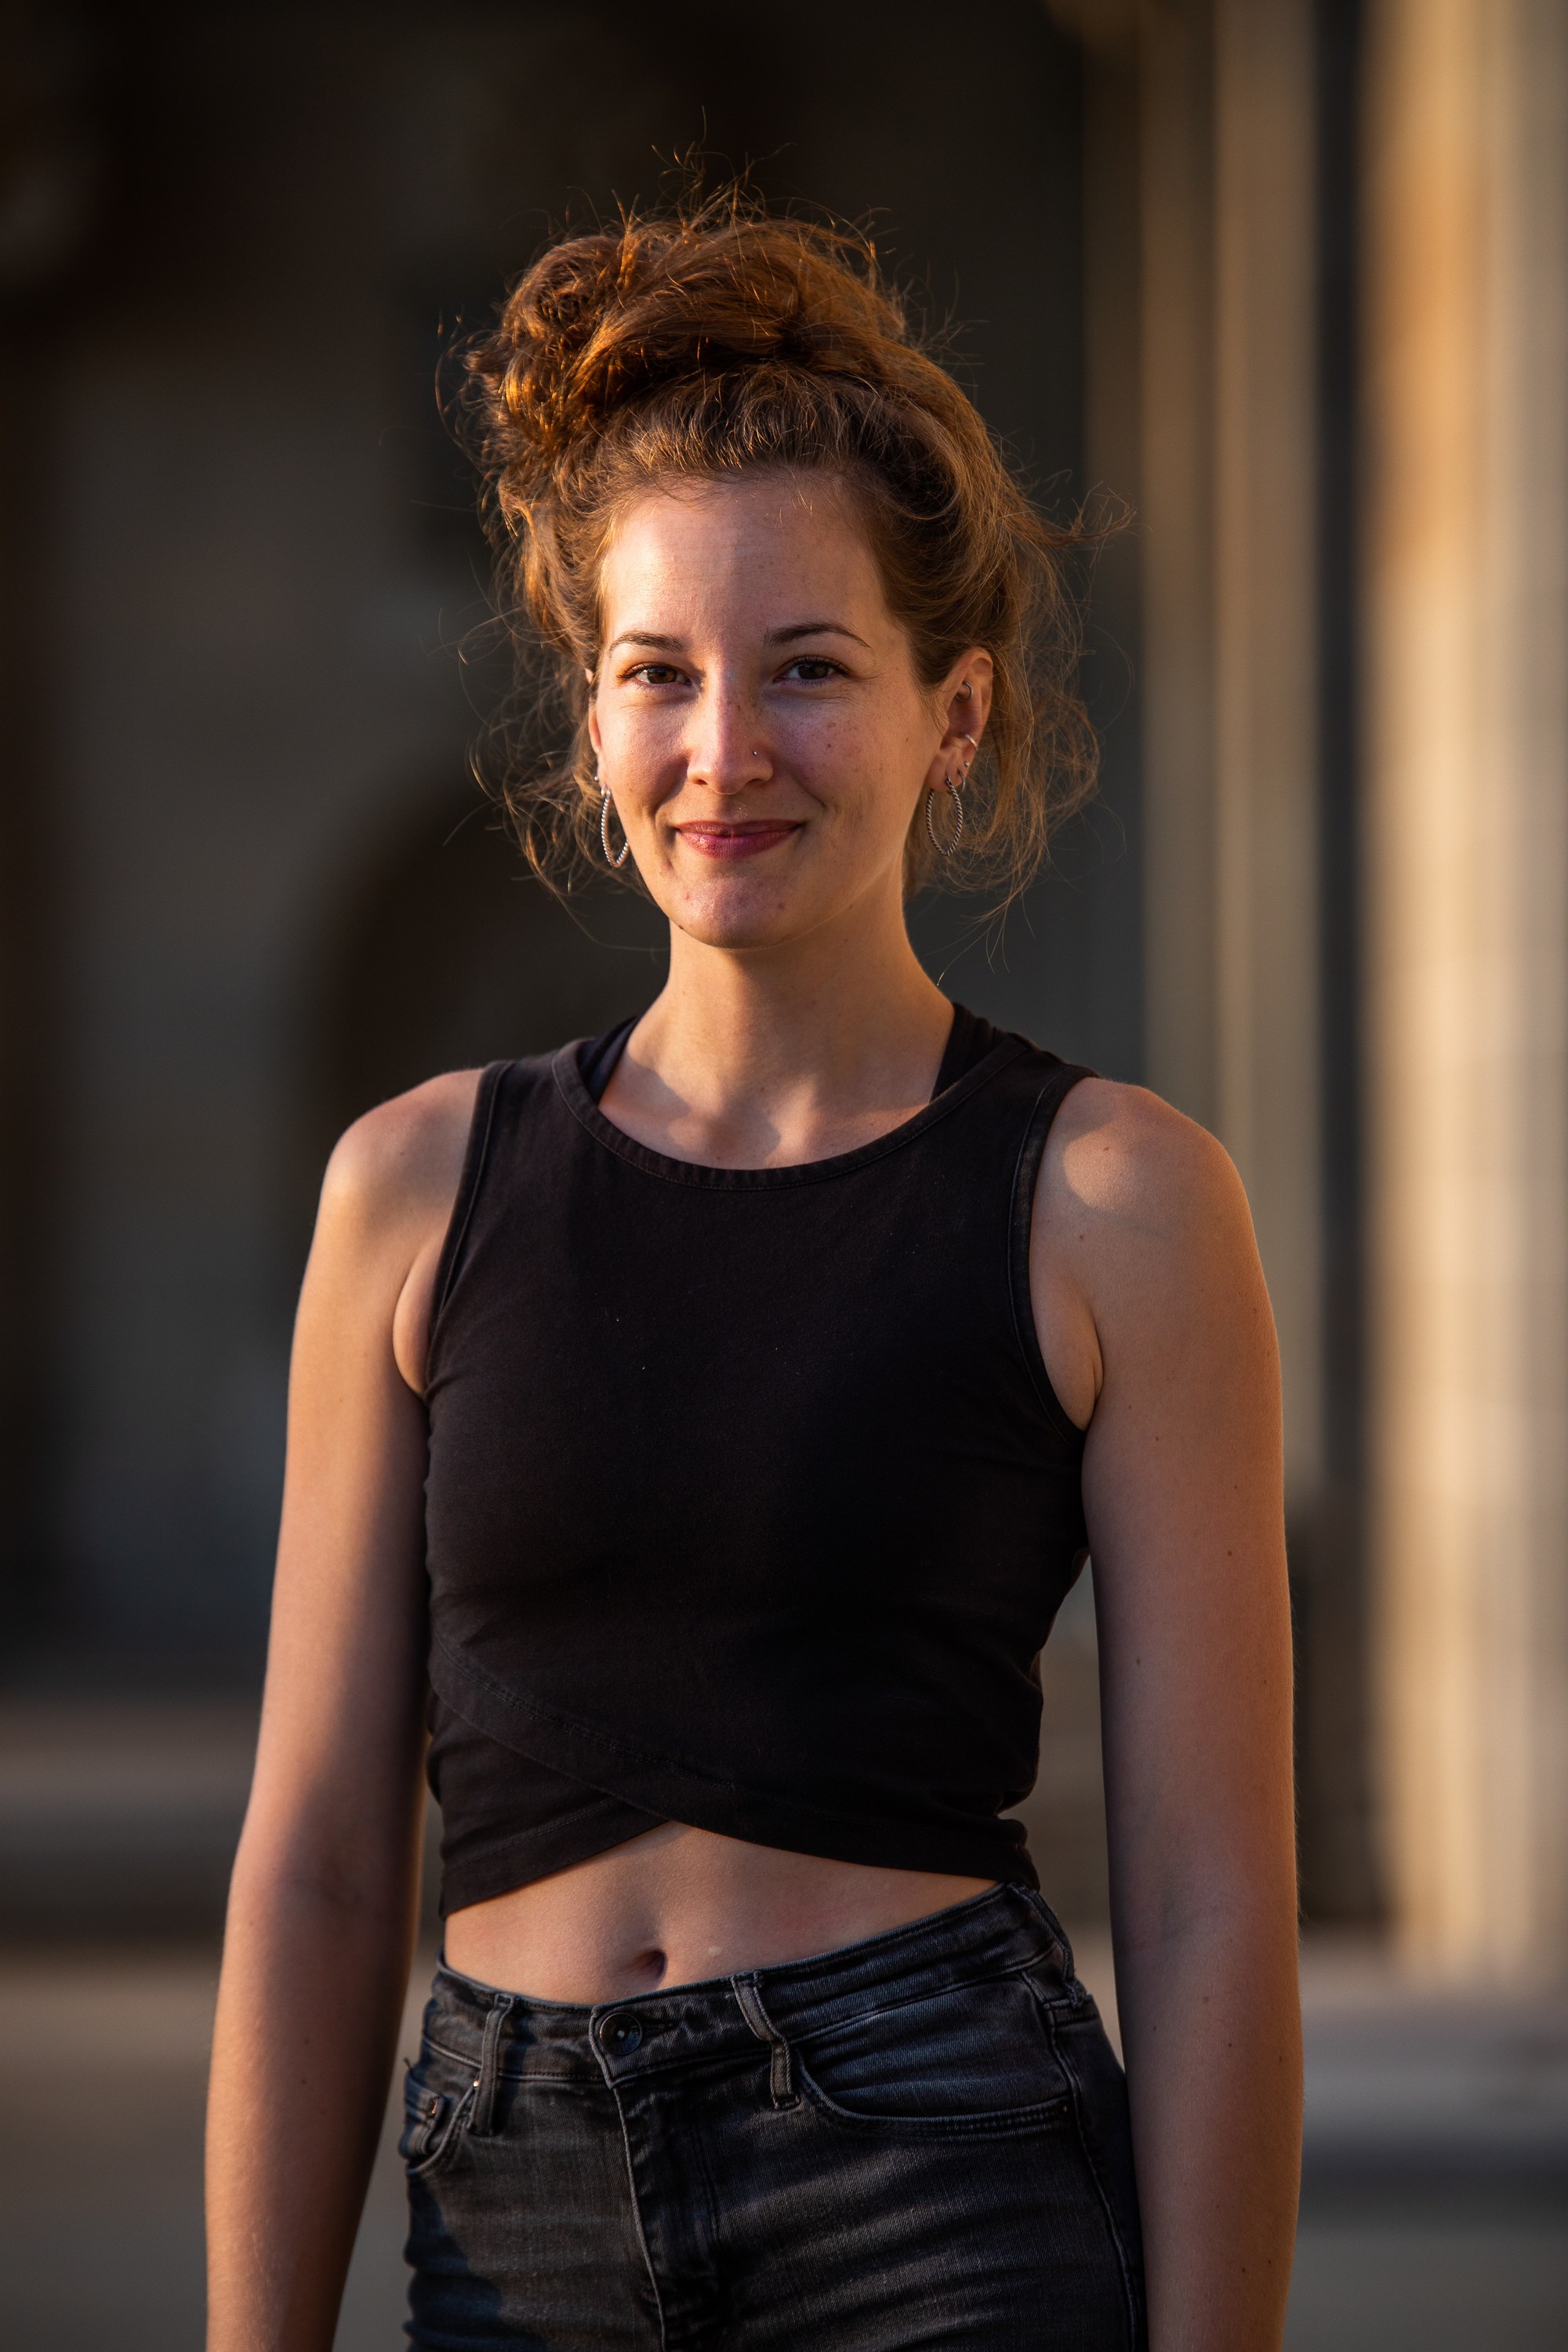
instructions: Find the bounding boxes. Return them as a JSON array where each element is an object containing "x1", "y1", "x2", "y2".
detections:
[{"x1": 422, "y1": 1006, "x2": 1094, "y2": 1916}]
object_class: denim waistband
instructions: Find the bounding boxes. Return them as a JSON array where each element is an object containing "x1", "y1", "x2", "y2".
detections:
[{"x1": 421, "y1": 1882, "x2": 1084, "y2": 2091}]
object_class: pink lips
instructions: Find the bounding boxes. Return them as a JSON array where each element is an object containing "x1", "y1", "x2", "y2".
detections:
[{"x1": 675, "y1": 822, "x2": 801, "y2": 862}]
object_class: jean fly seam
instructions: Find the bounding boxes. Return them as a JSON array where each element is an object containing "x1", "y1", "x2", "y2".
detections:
[{"x1": 607, "y1": 2082, "x2": 670, "y2": 2351}]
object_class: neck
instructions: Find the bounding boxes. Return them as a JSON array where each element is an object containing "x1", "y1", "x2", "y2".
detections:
[{"x1": 612, "y1": 885, "x2": 954, "y2": 1163}]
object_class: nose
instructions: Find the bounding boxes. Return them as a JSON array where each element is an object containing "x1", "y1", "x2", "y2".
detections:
[{"x1": 684, "y1": 678, "x2": 773, "y2": 797}]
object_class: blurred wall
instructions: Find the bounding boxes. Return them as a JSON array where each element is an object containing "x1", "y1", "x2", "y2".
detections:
[{"x1": 4, "y1": 1, "x2": 1113, "y2": 1688}]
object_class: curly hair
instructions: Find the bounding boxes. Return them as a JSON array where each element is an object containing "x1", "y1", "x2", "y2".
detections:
[{"x1": 453, "y1": 190, "x2": 1098, "y2": 897}]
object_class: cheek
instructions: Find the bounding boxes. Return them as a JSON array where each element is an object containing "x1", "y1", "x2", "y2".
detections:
[
  {"x1": 826, "y1": 716, "x2": 929, "y2": 829},
  {"x1": 791, "y1": 697, "x2": 921, "y2": 800},
  {"x1": 598, "y1": 706, "x2": 681, "y2": 790}
]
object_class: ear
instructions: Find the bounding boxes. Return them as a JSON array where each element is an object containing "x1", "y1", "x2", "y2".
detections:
[
  {"x1": 587, "y1": 701, "x2": 604, "y2": 762},
  {"x1": 923, "y1": 651, "x2": 995, "y2": 793}
]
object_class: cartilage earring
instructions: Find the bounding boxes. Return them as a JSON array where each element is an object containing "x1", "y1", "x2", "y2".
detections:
[{"x1": 597, "y1": 772, "x2": 630, "y2": 869}]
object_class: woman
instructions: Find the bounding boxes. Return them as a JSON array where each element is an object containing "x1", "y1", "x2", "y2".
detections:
[{"x1": 206, "y1": 204, "x2": 1301, "y2": 2350}]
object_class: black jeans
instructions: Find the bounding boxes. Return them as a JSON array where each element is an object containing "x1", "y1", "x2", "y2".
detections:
[{"x1": 401, "y1": 1883, "x2": 1145, "y2": 2349}]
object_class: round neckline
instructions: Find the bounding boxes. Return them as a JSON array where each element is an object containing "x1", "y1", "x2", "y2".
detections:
[{"x1": 550, "y1": 1029, "x2": 1029, "y2": 1190}]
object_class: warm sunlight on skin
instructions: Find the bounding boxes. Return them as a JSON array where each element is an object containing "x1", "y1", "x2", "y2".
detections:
[{"x1": 587, "y1": 470, "x2": 991, "y2": 957}]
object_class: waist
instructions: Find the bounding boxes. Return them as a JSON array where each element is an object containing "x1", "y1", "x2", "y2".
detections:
[
  {"x1": 428, "y1": 1878, "x2": 1090, "y2": 2078},
  {"x1": 441, "y1": 1821, "x2": 996, "y2": 2003}
]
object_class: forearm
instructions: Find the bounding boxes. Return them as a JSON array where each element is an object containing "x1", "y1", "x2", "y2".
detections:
[
  {"x1": 1116, "y1": 1903, "x2": 1301, "y2": 2352},
  {"x1": 205, "y1": 1842, "x2": 420, "y2": 2352}
]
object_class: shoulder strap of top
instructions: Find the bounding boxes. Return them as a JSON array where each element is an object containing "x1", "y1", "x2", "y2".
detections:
[
  {"x1": 934, "y1": 1001, "x2": 999, "y2": 1094},
  {"x1": 425, "y1": 1061, "x2": 509, "y2": 1358},
  {"x1": 1006, "y1": 1051, "x2": 1097, "y2": 1446},
  {"x1": 579, "y1": 1015, "x2": 637, "y2": 1105}
]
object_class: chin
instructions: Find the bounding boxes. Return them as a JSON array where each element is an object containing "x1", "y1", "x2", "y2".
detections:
[
  {"x1": 658, "y1": 873, "x2": 822, "y2": 954},
  {"x1": 670, "y1": 905, "x2": 802, "y2": 954}
]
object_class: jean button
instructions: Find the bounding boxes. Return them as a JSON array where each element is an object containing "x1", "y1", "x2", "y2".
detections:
[{"x1": 598, "y1": 2010, "x2": 643, "y2": 2054}]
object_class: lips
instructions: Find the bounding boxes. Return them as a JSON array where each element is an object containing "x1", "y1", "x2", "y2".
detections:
[{"x1": 674, "y1": 822, "x2": 802, "y2": 862}]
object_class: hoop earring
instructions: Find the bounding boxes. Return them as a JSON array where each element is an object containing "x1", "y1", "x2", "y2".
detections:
[
  {"x1": 925, "y1": 779, "x2": 966, "y2": 857},
  {"x1": 925, "y1": 736, "x2": 975, "y2": 859},
  {"x1": 597, "y1": 774, "x2": 630, "y2": 869}
]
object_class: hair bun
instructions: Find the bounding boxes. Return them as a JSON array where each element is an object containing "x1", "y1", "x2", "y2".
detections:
[{"x1": 466, "y1": 205, "x2": 913, "y2": 514}]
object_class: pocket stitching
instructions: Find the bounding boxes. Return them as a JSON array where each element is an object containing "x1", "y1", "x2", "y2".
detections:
[
  {"x1": 790, "y1": 1973, "x2": 1073, "y2": 2138},
  {"x1": 402, "y1": 2078, "x2": 476, "y2": 2180},
  {"x1": 793, "y1": 2056, "x2": 1072, "y2": 2139},
  {"x1": 789, "y1": 1958, "x2": 1069, "y2": 2053}
]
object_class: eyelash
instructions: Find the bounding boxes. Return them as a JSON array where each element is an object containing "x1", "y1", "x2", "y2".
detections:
[{"x1": 619, "y1": 657, "x2": 849, "y2": 688}]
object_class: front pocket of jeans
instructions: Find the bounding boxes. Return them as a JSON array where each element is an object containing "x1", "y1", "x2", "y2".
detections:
[
  {"x1": 794, "y1": 1973, "x2": 1072, "y2": 2136},
  {"x1": 399, "y1": 2054, "x2": 476, "y2": 2180}
]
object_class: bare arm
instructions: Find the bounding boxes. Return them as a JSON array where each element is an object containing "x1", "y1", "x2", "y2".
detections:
[
  {"x1": 1034, "y1": 1082, "x2": 1301, "y2": 2352},
  {"x1": 205, "y1": 1073, "x2": 476, "y2": 2352}
]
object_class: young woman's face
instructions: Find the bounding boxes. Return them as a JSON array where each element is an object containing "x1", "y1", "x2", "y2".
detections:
[{"x1": 588, "y1": 471, "x2": 987, "y2": 953}]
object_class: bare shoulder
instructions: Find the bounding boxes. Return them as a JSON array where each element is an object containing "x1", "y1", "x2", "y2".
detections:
[
  {"x1": 309, "y1": 1069, "x2": 485, "y2": 1305},
  {"x1": 1031, "y1": 1076, "x2": 1269, "y2": 1423},
  {"x1": 1042, "y1": 1076, "x2": 1251, "y2": 1258},
  {"x1": 319, "y1": 1070, "x2": 481, "y2": 1234}
]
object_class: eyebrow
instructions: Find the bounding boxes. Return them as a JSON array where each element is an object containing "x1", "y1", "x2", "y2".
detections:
[
  {"x1": 603, "y1": 622, "x2": 872, "y2": 656},
  {"x1": 765, "y1": 622, "x2": 871, "y2": 648}
]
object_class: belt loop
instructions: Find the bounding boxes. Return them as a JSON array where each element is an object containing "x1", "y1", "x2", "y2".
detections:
[
  {"x1": 1022, "y1": 1886, "x2": 1076, "y2": 1979},
  {"x1": 732, "y1": 1973, "x2": 798, "y2": 2110},
  {"x1": 471, "y1": 1992, "x2": 514, "y2": 2136}
]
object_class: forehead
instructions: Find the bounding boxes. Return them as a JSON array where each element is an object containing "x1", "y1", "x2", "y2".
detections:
[{"x1": 598, "y1": 471, "x2": 888, "y2": 626}]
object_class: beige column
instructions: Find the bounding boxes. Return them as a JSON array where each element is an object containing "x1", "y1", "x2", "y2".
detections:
[
  {"x1": 1364, "y1": 0, "x2": 1568, "y2": 1979},
  {"x1": 1138, "y1": 0, "x2": 1323, "y2": 1502}
]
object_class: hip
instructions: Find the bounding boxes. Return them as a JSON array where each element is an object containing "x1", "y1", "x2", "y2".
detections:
[{"x1": 401, "y1": 1881, "x2": 1145, "y2": 2350}]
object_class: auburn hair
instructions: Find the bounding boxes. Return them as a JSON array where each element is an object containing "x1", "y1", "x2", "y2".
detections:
[{"x1": 455, "y1": 191, "x2": 1098, "y2": 896}]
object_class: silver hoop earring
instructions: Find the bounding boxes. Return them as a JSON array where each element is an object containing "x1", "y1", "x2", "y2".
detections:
[
  {"x1": 597, "y1": 775, "x2": 630, "y2": 869},
  {"x1": 926, "y1": 735, "x2": 975, "y2": 858},
  {"x1": 925, "y1": 778, "x2": 966, "y2": 857}
]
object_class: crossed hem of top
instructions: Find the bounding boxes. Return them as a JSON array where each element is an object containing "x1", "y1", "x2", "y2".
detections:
[{"x1": 427, "y1": 1632, "x2": 1035, "y2": 1864}]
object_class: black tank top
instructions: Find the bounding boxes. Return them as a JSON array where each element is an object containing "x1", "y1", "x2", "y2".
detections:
[{"x1": 423, "y1": 1007, "x2": 1093, "y2": 1915}]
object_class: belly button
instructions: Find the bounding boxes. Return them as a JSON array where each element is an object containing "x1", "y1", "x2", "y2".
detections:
[{"x1": 637, "y1": 1947, "x2": 668, "y2": 1986}]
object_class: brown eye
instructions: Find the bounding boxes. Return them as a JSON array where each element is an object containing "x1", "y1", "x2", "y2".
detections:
[
  {"x1": 782, "y1": 658, "x2": 843, "y2": 683},
  {"x1": 626, "y1": 662, "x2": 684, "y2": 687}
]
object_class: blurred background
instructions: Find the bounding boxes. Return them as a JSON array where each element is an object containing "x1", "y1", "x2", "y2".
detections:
[{"x1": 1, "y1": 0, "x2": 1565, "y2": 2343}]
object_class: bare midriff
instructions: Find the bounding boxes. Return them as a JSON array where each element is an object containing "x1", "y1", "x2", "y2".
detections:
[{"x1": 441, "y1": 1822, "x2": 996, "y2": 2004}]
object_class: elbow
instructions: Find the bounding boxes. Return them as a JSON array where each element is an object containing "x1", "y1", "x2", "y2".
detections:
[{"x1": 225, "y1": 1791, "x2": 423, "y2": 1938}]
